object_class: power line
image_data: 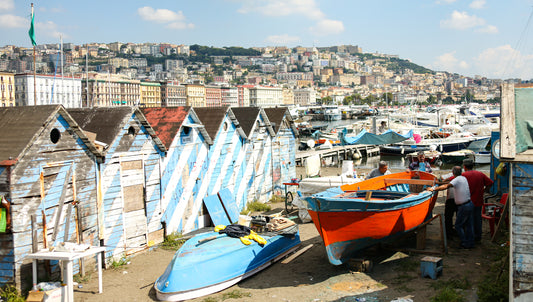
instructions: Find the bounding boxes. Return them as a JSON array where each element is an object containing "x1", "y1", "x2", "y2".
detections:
[{"x1": 502, "y1": 6, "x2": 533, "y2": 79}]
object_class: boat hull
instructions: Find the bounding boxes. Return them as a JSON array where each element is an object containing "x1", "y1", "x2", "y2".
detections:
[
  {"x1": 381, "y1": 136, "x2": 489, "y2": 156},
  {"x1": 305, "y1": 171, "x2": 437, "y2": 265},
  {"x1": 474, "y1": 151, "x2": 491, "y2": 164},
  {"x1": 441, "y1": 150, "x2": 475, "y2": 164},
  {"x1": 155, "y1": 230, "x2": 301, "y2": 301}
]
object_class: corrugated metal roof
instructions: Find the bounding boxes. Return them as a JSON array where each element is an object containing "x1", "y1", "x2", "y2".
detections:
[
  {"x1": 230, "y1": 107, "x2": 260, "y2": 137},
  {"x1": 67, "y1": 107, "x2": 133, "y2": 146},
  {"x1": 193, "y1": 106, "x2": 230, "y2": 139},
  {"x1": 140, "y1": 106, "x2": 191, "y2": 149},
  {"x1": 0, "y1": 105, "x2": 60, "y2": 163}
]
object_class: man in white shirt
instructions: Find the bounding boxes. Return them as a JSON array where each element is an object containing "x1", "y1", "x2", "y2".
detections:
[{"x1": 427, "y1": 166, "x2": 474, "y2": 249}]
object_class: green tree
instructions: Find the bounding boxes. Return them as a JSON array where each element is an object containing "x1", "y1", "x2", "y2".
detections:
[
  {"x1": 321, "y1": 96, "x2": 333, "y2": 105},
  {"x1": 442, "y1": 96, "x2": 455, "y2": 104},
  {"x1": 343, "y1": 95, "x2": 353, "y2": 105}
]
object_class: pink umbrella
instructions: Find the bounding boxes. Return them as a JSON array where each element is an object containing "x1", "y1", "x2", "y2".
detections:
[{"x1": 413, "y1": 133, "x2": 422, "y2": 143}]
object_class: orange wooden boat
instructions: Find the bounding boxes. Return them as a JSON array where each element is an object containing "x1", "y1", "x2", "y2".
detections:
[{"x1": 304, "y1": 171, "x2": 438, "y2": 265}]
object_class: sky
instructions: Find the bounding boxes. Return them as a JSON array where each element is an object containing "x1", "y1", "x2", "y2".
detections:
[{"x1": 2, "y1": 0, "x2": 533, "y2": 80}]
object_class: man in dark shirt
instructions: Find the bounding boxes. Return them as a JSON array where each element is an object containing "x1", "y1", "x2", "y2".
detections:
[{"x1": 462, "y1": 159, "x2": 493, "y2": 241}]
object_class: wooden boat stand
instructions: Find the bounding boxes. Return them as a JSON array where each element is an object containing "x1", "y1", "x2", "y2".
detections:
[{"x1": 384, "y1": 214, "x2": 448, "y2": 256}]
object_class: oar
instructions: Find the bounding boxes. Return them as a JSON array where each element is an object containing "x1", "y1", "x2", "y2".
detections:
[{"x1": 196, "y1": 236, "x2": 218, "y2": 245}]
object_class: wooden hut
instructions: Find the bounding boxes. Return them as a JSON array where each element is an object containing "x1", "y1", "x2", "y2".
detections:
[
  {"x1": 0, "y1": 105, "x2": 102, "y2": 287},
  {"x1": 140, "y1": 107, "x2": 212, "y2": 235},
  {"x1": 193, "y1": 107, "x2": 247, "y2": 212},
  {"x1": 263, "y1": 107, "x2": 298, "y2": 195},
  {"x1": 500, "y1": 83, "x2": 533, "y2": 301},
  {"x1": 68, "y1": 107, "x2": 166, "y2": 260},
  {"x1": 230, "y1": 107, "x2": 275, "y2": 203}
]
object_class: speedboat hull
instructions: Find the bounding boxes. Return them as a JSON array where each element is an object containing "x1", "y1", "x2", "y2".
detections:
[{"x1": 305, "y1": 171, "x2": 437, "y2": 265}]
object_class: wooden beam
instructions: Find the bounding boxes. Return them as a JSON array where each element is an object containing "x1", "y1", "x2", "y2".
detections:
[
  {"x1": 384, "y1": 178, "x2": 435, "y2": 186},
  {"x1": 500, "y1": 83, "x2": 516, "y2": 159},
  {"x1": 281, "y1": 244, "x2": 313, "y2": 264}
]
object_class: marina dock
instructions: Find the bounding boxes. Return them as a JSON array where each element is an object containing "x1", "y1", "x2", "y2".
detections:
[{"x1": 295, "y1": 144, "x2": 380, "y2": 167}]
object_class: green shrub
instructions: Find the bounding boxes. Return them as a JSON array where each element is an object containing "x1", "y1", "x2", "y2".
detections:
[
  {"x1": 221, "y1": 289, "x2": 250, "y2": 300},
  {"x1": 430, "y1": 277, "x2": 471, "y2": 290},
  {"x1": 269, "y1": 195, "x2": 285, "y2": 203},
  {"x1": 160, "y1": 232, "x2": 186, "y2": 250},
  {"x1": 430, "y1": 287, "x2": 465, "y2": 302},
  {"x1": 108, "y1": 255, "x2": 130, "y2": 269},
  {"x1": 0, "y1": 285, "x2": 25, "y2": 302},
  {"x1": 243, "y1": 201, "x2": 271, "y2": 213}
]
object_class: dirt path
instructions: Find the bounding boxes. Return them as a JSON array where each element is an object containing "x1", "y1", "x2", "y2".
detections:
[{"x1": 73, "y1": 167, "x2": 502, "y2": 302}]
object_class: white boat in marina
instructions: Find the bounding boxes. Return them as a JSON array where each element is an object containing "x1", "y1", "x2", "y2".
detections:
[{"x1": 323, "y1": 106, "x2": 342, "y2": 121}]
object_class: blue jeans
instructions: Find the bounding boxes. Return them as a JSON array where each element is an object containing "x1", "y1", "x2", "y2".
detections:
[
  {"x1": 473, "y1": 206, "x2": 482, "y2": 241},
  {"x1": 455, "y1": 201, "x2": 474, "y2": 248}
]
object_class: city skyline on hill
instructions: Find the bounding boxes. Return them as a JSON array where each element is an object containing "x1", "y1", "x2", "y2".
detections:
[{"x1": 2, "y1": 0, "x2": 533, "y2": 80}]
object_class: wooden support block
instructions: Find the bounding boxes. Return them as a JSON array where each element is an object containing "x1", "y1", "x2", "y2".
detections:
[
  {"x1": 416, "y1": 225, "x2": 427, "y2": 250},
  {"x1": 347, "y1": 258, "x2": 373, "y2": 272},
  {"x1": 365, "y1": 191, "x2": 372, "y2": 201}
]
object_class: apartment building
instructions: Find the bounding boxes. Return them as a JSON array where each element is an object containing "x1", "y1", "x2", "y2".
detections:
[
  {"x1": 15, "y1": 73, "x2": 82, "y2": 107},
  {"x1": 249, "y1": 86, "x2": 283, "y2": 107},
  {"x1": 185, "y1": 84, "x2": 206, "y2": 107},
  {"x1": 140, "y1": 81, "x2": 161, "y2": 107},
  {"x1": 294, "y1": 88, "x2": 317, "y2": 106},
  {"x1": 282, "y1": 87, "x2": 294, "y2": 106},
  {"x1": 205, "y1": 85, "x2": 222, "y2": 107},
  {"x1": 161, "y1": 81, "x2": 186, "y2": 106},
  {"x1": 83, "y1": 73, "x2": 140, "y2": 107},
  {"x1": 0, "y1": 72, "x2": 15, "y2": 107},
  {"x1": 237, "y1": 85, "x2": 252, "y2": 107},
  {"x1": 221, "y1": 86, "x2": 238, "y2": 107}
]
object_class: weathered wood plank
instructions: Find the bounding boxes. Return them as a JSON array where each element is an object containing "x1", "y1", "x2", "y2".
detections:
[{"x1": 500, "y1": 83, "x2": 516, "y2": 158}]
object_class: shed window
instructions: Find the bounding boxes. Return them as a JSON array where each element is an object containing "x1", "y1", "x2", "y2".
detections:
[{"x1": 50, "y1": 128, "x2": 61, "y2": 144}]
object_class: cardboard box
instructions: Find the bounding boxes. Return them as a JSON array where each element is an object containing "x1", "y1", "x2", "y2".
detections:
[
  {"x1": 43, "y1": 286, "x2": 64, "y2": 302},
  {"x1": 26, "y1": 290, "x2": 44, "y2": 302}
]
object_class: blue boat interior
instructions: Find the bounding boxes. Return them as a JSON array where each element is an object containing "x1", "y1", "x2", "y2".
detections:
[{"x1": 386, "y1": 183, "x2": 411, "y2": 192}]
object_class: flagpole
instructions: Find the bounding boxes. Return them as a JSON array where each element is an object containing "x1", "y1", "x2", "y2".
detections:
[{"x1": 31, "y1": 3, "x2": 36, "y2": 105}]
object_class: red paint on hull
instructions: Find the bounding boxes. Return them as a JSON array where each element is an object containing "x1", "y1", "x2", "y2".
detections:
[{"x1": 308, "y1": 196, "x2": 436, "y2": 248}]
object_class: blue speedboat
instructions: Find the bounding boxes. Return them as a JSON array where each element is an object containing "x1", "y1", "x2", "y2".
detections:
[{"x1": 154, "y1": 229, "x2": 301, "y2": 301}]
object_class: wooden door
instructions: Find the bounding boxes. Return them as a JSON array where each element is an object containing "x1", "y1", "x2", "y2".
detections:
[{"x1": 120, "y1": 159, "x2": 147, "y2": 253}]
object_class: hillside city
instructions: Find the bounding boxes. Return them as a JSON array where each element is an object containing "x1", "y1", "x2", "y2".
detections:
[{"x1": 0, "y1": 42, "x2": 510, "y2": 108}]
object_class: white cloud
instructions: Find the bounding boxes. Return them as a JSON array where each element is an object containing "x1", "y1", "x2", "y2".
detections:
[
  {"x1": 476, "y1": 25, "x2": 498, "y2": 34},
  {"x1": 265, "y1": 34, "x2": 300, "y2": 45},
  {"x1": 138, "y1": 6, "x2": 194, "y2": 29},
  {"x1": 237, "y1": 0, "x2": 324, "y2": 20},
  {"x1": 474, "y1": 45, "x2": 533, "y2": 78},
  {"x1": 469, "y1": 0, "x2": 486, "y2": 9},
  {"x1": 431, "y1": 51, "x2": 469, "y2": 72},
  {"x1": 0, "y1": 0, "x2": 14, "y2": 11},
  {"x1": 0, "y1": 14, "x2": 26, "y2": 28},
  {"x1": 440, "y1": 11, "x2": 485, "y2": 30},
  {"x1": 309, "y1": 19, "x2": 344, "y2": 36},
  {"x1": 39, "y1": 21, "x2": 68, "y2": 40}
]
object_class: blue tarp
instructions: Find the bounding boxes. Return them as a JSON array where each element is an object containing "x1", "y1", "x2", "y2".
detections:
[{"x1": 340, "y1": 129, "x2": 413, "y2": 145}]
